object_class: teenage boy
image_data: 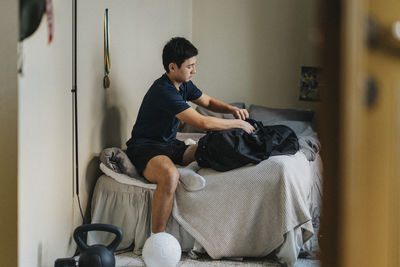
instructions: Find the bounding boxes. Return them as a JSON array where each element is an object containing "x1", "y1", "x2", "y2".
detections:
[{"x1": 126, "y1": 37, "x2": 254, "y2": 233}]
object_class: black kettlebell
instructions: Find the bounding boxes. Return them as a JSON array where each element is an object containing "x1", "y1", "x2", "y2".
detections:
[{"x1": 73, "y1": 223, "x2": 123, "y2": 267}]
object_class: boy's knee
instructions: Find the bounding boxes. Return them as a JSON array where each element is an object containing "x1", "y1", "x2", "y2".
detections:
[{"x1": 159, "y1": 167, "x2": 179, "y2": 195}]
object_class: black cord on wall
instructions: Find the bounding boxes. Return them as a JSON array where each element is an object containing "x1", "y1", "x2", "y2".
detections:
[{"x1": 72, "y1": 0, "x2": 84, "y2": 221}]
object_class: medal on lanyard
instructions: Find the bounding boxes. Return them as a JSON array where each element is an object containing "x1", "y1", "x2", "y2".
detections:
[{"x1": 103, "y1": 9, "x2": 111, "y2": 88}]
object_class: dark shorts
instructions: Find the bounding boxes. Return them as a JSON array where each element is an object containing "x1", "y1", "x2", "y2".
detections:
[{"x1": 126, "y1": 139, "x2": 189, "y2": 176}]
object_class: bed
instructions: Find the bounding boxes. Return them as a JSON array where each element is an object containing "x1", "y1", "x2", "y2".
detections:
[{"x1": 87, "y1": 104, "x2": 322, "y2": 266}]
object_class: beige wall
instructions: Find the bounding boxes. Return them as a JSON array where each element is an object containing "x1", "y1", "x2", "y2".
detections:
[
  {"x1": 18, "y1": 0, "x2": 192, "y2": 266},
  {"x1": 192, "y1": 0, "x2": 320, "y2": 110},
  {"x1": 0, "y1": 0, "x2": 18, "y2": 266}
]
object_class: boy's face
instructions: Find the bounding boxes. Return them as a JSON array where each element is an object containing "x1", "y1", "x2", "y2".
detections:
[{"x1": 171, "y1": 56, "x2": 197, "y2": 83}]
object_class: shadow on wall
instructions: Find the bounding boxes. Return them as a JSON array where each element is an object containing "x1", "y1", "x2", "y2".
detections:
[
  {"x1": 101, "y1": 105, "x2": 123, "y2": 148},
  {"x1": 84, "y1": 156, "x2": 103, "y2": 224},
  {"x1": 83, "y1": 89, "x2": 124, "y2": 223},
  {"x1": 37, "y1": 242, "x2": 42, "y2": 267}
]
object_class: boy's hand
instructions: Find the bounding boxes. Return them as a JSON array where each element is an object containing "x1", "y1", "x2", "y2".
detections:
[
  {"x1": 231, "y1": 107, "x2": 249, "y2": 120},
  {"x1": 238, "y1": 120, "x2": 255, "y2": 134}
]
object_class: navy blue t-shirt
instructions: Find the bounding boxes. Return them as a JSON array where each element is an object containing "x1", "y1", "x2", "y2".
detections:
[{"x1": 126, "y1": 74, "x2": 202, "y2": 148}]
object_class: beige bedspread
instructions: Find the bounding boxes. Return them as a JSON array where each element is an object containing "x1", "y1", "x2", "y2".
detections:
[{"x1": 172, "y1": 151, "x2": 315, "y2": 259}]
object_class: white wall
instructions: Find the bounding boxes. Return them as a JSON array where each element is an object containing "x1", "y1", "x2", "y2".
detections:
[
  {"x1": 0, "y1": 0, "x2": 18, "y2": 265},
  {"x1": 192, "y1": 0, "x2": 320, "y2": 110},
  {"x1": 18, "y1": 1, "x2": 192, "y2": 266},
  {"x1": 18, "y1": 1, "x2": 74, "y2": 266}
]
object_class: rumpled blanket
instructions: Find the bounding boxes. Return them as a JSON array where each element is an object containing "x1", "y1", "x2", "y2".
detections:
[
  {"x1": 100, "y1": 147, "x2": 150, "y2": 185},
  {"x1": 172, "y1": 151, "x2": 314, "y2": 260}
]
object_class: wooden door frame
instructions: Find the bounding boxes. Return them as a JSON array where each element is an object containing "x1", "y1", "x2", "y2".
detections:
[
  {"x1": 319, "y1": 1, "x2": 400, "y2": 266},
  {"x1": 318, "y1": 1, "x2": 342, "y2": 266}
]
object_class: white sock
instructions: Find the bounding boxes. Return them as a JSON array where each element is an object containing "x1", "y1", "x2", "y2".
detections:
[
  {"x1": 178, "y1": 162, "x2": 205, "y2": 192},
  {"x1": 185, "y1": 161, "x2": 201, "y2": 172}
]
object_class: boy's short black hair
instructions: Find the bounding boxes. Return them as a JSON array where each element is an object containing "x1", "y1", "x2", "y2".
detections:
[{"x1": 162, "y1": 37, "x2": 198, "y2": 72}]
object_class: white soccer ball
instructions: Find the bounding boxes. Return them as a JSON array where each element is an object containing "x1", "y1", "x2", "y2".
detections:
[{"x1": 142, "y1": 232, "x2": 181, "y2": 267}]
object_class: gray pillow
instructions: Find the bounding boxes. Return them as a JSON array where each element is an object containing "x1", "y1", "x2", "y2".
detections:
[
  {"x1": 248, "y1": 104, "x2": 314, "y2": 124},
  {"x1": 179, "y1": 102, "x2": 245, "y2": 133},
  {"x1": 100, "y1": 147, "x2": 140, "y2": 178}
]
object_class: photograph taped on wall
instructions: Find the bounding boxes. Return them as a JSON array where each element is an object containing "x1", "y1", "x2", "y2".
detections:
[{"x1": 299, "y1": 66, "x2": 321, "y2": 101}]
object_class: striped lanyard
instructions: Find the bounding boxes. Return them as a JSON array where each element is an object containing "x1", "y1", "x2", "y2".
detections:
[{"x1": 104, "y1": 8, "x2": 110, "y2": 75}]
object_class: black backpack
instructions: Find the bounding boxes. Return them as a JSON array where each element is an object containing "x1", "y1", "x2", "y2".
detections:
[{"x1": 194, "y1": 119, "x2": 299, "y2": 172}]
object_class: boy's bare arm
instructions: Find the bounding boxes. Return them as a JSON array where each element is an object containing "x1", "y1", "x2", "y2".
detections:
[
  {"x1": 193, "y1": 94, "x2": 249, "y2": 120},
  {"x1": 176, "y1": 107, "x2": 254, "y2": 134}
]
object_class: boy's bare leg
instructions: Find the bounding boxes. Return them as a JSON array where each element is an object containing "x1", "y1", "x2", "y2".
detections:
[
  {"x1": 143, "y1": 155, "x2": 180, "y2": 233},
  {"x1": 143, "y1": 144, "x2": 201, "y2": 233}
]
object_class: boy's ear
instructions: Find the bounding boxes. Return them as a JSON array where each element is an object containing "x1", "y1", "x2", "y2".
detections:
[{"x1": 169, "y1": 62, "x2": 176, "y2": 72}]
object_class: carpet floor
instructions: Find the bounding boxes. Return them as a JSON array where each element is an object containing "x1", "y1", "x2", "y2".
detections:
[{"x1": 115, "y1": 252, "x2": 319, "y2": 267}]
